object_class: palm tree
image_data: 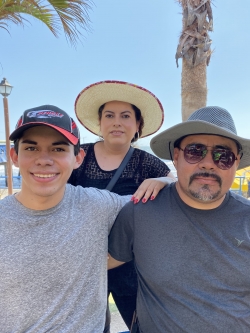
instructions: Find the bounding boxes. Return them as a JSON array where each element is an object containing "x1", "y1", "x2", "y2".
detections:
[
  {"x1": 0, "y1": 0, "x2": 92, "y2": 46},
  {"x1": 175, "y1": 0, "x2": 213, "y2": 121}
]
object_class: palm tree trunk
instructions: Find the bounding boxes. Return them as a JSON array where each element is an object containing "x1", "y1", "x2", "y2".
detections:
[
  {"x1": 181, "y1": 58, "x2": 207, "y2": 121},
  {"x1": 176, "y1": 0, "x2": 213, "y2": 121}
]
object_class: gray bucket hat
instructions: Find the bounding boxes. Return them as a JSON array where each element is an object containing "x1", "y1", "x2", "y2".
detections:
[{"x1": 150, "y1": 106, "x2": 250, "y2": 170}]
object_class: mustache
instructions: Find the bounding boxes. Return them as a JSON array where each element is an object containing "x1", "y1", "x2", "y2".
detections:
[{"x1": 189, "y1": 172, "x2": 222, "y2": 187}]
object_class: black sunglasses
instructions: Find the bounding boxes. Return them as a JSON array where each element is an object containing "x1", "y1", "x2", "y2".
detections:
[{"x1": 179, "y1": 143, "x2": 239, "y2": 170}]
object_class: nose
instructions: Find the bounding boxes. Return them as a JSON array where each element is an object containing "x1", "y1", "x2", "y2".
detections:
[
  {"x1": 198, "y1": 150, "x2": 215, "y2": 170},
  {"x1": 113, "y1": 114, "x2": 121, "y2": 127},
  {"x1": 35, "y1": 151, "x2": 53, "y2": 166}
]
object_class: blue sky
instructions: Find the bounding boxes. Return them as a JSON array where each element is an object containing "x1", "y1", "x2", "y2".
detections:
[{"x1": 1, "y1": 0, "x2": 250, "y2": 148}]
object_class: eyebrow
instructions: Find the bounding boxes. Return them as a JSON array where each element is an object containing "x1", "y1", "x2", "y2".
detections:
[
  {"x1": 214, "y1": 145, "x2": 232, "y2": 150},
  {"x1": 20, "y1": 139, "x2": 70, "y2": 146},
  {"x1": 103, "y1": 110, "x2": 132, "y2": 114},
  {"x1": 190, "y1": 143, "x2": 233, "y2": 151}
]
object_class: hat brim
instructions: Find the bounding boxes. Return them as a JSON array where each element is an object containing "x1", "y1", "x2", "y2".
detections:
[
  {"x1": 150, "y1": 120, "x2": 250, "y2": 170},
  {"x1": 75, "y1": 80, "x2": 164, "y2": 138},
  {"x1": 9, "y1": 123, "x2": 79, "y2": 145}
]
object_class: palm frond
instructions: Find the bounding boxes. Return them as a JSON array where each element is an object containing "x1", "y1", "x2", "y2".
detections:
[
  {"x1": 46, "y1": 0, "x2": 92, "y2": 45},
  {"x1": 0, "y1": 0, "x2": 92, "y2": 46},
  {"x1": 175, "y1": 0, "x2": 213, "y2": 67}
]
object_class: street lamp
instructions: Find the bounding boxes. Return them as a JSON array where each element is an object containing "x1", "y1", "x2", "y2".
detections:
[{"x1": 0, "y1": 78, "x2": 13, "y2": 195}]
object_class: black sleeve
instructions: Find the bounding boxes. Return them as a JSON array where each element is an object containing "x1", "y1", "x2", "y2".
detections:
[{"x1": 108, "y1": 201, "x2": 135, "y2": 262}]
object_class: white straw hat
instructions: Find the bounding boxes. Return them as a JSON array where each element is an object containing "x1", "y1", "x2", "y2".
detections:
[
  {"x1": 75, "y1": 80, "x2": 164, "y2": 138},
  {"x1": 150, "y1": 106, "x2": 250, "y2": 170}
]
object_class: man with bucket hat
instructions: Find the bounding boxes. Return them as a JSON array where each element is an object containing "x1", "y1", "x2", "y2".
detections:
[{"x1": 108, "y1": 106, "x2": 250, "y2": 333}]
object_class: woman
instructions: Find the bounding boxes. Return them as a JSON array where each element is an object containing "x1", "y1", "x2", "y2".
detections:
[{"x1": 68, "y1": 80, "x2": 175, "y2": 331}]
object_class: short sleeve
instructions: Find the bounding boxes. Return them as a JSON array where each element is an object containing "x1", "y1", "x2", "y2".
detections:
[{"x1": 108, "y1": 201, "x2": 135, "y2": 262}]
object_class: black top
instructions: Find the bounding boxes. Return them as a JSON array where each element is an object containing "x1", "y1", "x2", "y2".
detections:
[{"x1": 68, "y1": 143, "x2": 170, "y2": 196}]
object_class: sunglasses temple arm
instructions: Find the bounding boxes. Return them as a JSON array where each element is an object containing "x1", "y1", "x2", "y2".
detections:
[{"x1": 169, "y1": 142, "x2": 175, "y2": 166}]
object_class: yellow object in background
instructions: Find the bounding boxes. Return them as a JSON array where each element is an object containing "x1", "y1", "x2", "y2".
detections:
[
  {"x1": 231, "y1": 168, "x2": 250, "y2": 194},
  {"x1": 109, "y1": 294, "x2": 115, "y2": 304}
]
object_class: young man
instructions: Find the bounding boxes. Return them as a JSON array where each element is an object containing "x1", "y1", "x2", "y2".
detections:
[
  {"x1": 0, "y1": 105, "x2": 132, "y2": 333},
  {"x1": 108, "y1": 106, "x2": 250, "y2": 333}
]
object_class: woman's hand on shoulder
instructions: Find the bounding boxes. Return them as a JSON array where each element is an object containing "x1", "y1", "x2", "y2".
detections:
[{"x1": 131, "y1": 173, "x2": 176, "y2": 204}]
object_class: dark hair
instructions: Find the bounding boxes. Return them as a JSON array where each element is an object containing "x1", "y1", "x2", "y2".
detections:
[
  {"x1": 14, "y1": 139, "x2": 80, "y2": 156},
  {"x1": 73, "y1": 142, "x2": 81, "y2": 155},
  {"x1": 98, "y1": 102, "x2": 144, "y2": 142}
]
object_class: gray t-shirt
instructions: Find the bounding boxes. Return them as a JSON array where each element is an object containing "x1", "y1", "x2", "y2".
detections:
[
  {"x1": 0, "y1": 184, "x2": 130, "y2": 333},
  {"x1": 109, "y1": 183, "x2": 250, "y2": 333}
]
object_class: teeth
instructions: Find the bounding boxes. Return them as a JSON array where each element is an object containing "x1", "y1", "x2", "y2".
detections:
[{"x1": 33, "y1": 174, "x2": 56, "y2": 178}]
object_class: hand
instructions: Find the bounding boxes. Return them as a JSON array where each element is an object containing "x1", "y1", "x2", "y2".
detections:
[
  {"x1": 107, "y1": 254, "x2": 125, "y2": 269},
  {"x1": 131, "y1": 174, "x2": 176, "y2": 204}
]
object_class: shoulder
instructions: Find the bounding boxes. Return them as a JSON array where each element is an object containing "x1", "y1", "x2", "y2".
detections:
[
  {"x1": 0, "y1": 195, "x2": 12, "y2": 206},
  {"x1": 0, "y1": 195, "x2": 19, "y2": 215},
  {"x1": 80, "y1": 142, "x2": 94, "y2": 154},
  {"x1": 134, "y1": 148, "x2": 165, "y2": 163},
  {"x1": 65, "y1": 184, "x2": 130, "y2": 207},
  {"x1": 133, "y1": 147, "x2": 170, "y2": 172},
  {"x1": 0, "y1": 193, "x2": 15, "y2": 203},
  {"x1": 229, "y1": 191, "x2": 250, "y2": 208}
]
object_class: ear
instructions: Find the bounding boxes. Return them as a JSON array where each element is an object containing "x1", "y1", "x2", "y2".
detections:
[
  {"x1": 73, "y1": 148, "x2": 85, "y2": 170},
  {"x1": 235, "y1": 152, "x2": 242, "y2": 169},
  {"x1": 10, "y1": 147, "x2": 19, "y2": 167},
  {"x1": 98, "y1": 120, "x2": 102, "y2": 137},
  {"x1": 173, "y1": 147, "x2": 180, "y2": 169},
  {"x1": 98, "y1": 117, "x2": 102, "y2": 135},
  {"x1": 136, "y1": 120, "x2": 140, "y2": 132}
]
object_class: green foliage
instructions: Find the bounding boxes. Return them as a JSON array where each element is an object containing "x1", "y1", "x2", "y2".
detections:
[{"x1": 0, "y1": 0, "x2": 92, "y2": 46}]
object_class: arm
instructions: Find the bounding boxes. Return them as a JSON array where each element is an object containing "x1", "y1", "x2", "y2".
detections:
[
  {"x1": 132, "y1": 173, "x2": 176, "y2": 203},
  {"x1": 131, "y1": 150, "x2": 176, "y2": 203},
  {"x1": 107, "y1": 254, "x2": 125, "y2": 269},
  {"x1": 108, "y1": 201, "x2": 134, "y2": 265}
]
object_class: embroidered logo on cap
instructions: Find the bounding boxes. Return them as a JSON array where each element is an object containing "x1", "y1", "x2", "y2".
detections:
[
  {"x1": 72, "y1": 120, "x2": 77, "y2": 130},
  {"x1": 27, "y1": 110, "x2": 64, "y2": 119}
]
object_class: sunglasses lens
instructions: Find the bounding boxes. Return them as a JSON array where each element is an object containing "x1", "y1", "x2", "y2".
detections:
[
  {"x1": 213, "y1": 149, "x2": 236, "y2": 170},
  {"x1": 183, "y1": 144, "x2": 236, "y2": 170},
  {"x1": 184, "y1": 144, "x2": 206, "y2": 164}
]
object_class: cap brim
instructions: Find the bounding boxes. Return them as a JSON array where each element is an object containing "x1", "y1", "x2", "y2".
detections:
[
  {"x1": 9, "y1": 123, "x2": 79, "y2": 145},
  {"x1": 150, "y1": 120, "x2": 250, "y2": 170},
  {"x1": 75, "y1": 80, "x2": 164, "y2": 138}
]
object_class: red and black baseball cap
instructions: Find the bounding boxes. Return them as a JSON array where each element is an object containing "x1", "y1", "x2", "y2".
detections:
[{"x1": 9, "y1": 105, "x2": 80, "y2": 145}]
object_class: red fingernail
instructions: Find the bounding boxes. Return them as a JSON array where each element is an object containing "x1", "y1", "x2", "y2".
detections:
[
  {"x1": 150, "y1": 195, "x2": 155, "y2": 200},
  {"x1": 131, "y1": 196, "x2": 135, "y2": 201},
  {"x1": 134, "y1": 199, "x2": 139, "y2": 204},
  {"x1": 142, "y1": 198, "x2": 147, "y2": 203}
]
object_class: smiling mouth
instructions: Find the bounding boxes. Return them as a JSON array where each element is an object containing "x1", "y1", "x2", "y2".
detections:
[{"x1": 33, "y1": 173, "x2": 57, "y2": 178}]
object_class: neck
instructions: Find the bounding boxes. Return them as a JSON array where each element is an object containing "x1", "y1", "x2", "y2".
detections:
[
  {"x1": 15, "y1": 187, "x2": 65, "y2": 211},
  {"x1": 100, "y1": 140, "x2": 131, "y2": 156},
  {"x1": 94, "y1": 141, "x2": 132, "y2": 171}
]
